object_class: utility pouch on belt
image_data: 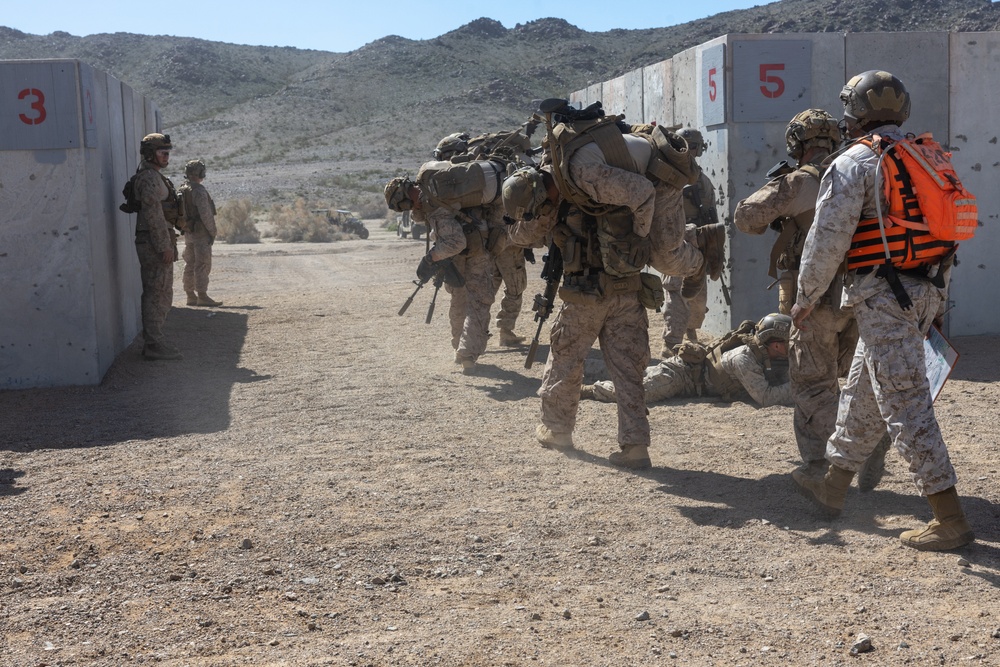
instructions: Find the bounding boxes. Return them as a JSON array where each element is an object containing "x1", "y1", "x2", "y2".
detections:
[
  {"x1": 561, "y1": 235, "x2": 584, "y2": 273},
  {"x1": 597, "y1": 208, "x2": 649, "y2": 277},
  {"x1": 638, "y1": 271, "x2": 665, "y2": 312}
]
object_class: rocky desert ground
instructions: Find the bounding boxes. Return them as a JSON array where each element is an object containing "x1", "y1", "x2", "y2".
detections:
[{"x1": 1, "y1": 226, "x2": 998, "y2": 666}]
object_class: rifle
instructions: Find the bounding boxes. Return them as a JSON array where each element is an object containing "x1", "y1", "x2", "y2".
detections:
[
  {"x1": 683, "y1": 183, "x2": 731, "y2": 306},
  {"x1": 425, "y1": 272, "x2": 445, "y2": 324},
  {"x1": 525, "y1": 243, "x2": 564, "y2": 369},
  {"x1": 398, "y1": 257, "x2": 465, "y2": 320},
  {"x1": 398, "y1": 277, "x2": 428, "y2": 316}
]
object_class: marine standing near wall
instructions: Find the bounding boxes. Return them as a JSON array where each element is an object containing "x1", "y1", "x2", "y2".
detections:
[
  {"x1": 734, "y1": 110, "x2": 889, "y2": 489},
  {"x1": 133, "y1": 133, "x2": 182, "y2": 361},
  {"x1": 661, "y1": 128, "x2": 716, "y2": 355},
  {"x1": 791, "y1": 71, "x2": 974, "y2": 551},
  {"x1": 180, "y1": 159, "x2": 223, "y2": 308}
]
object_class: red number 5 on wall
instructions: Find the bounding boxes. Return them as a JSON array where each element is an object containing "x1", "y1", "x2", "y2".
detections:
[
  {"x1": 759, "y1": 64, "x2": 785, "y2": 99},
  {"x1": 18, "y1": 88, "x2": 47, "y2": 125}
]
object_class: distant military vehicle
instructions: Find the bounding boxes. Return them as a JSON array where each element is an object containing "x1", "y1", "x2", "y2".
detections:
[{"x1": 395, "y1": 210, "x2": 426, "y2": 240}]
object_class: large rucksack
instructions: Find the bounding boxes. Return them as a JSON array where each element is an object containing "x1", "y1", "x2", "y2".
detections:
[{"x1": 416, "y1": 159, "x2": 505, "y2": 210}]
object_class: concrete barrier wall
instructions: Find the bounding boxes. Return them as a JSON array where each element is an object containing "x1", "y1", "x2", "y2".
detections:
[
  {"x1": 0, "y1": 59, "x2": 157, "y2": 389},
  {"x1": 569, "y1": 32, "x2": 1000, "y2": 337}
]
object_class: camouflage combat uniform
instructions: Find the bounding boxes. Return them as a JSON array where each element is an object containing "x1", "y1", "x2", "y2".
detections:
[
  {"x1": 181, "y1": 180, "x2": 218, "y2": 296},
  {"x1": 133, "y1": 160, "x2": 178, "y2": 349},
  {"x1": 796, "y1": 124, "x2": 957, "y2": 495},
  {"x1": 512, "y1": 205, "x2": 650, "y2": 452},
  {"x1": 569, "y1": 134, "x2": 704, "y2": 280},
  {"x1": 734, "y1": 162, "x2": 859, "y2": 471},
  {"x1": 590, "y1": 344, "x2": 792, "y2": 407},
  {"x1": 661, "y1": 171, "x2": 715, "y2": 349},
  {"x1": 484, "y1": 205, "x2": 526, "y2": 335},
  {"x1": 422, "y1": 199, "x2": 495, "y2": 363}
]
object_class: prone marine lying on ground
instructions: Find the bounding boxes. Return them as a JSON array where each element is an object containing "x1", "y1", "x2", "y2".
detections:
[{"x1": 581, "y1": 313, "x2": 794, "y2": 408}]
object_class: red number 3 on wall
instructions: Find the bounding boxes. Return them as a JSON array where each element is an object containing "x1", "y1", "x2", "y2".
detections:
[{"x1": 18, "y1": 88, "x2": 47, "y2": 125}]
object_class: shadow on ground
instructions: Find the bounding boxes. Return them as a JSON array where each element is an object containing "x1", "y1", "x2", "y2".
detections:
[{"x1": 0, "y1": 306, "x2": 268, "y2": 452}]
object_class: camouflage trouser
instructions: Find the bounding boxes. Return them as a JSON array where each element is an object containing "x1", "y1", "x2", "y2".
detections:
[
  {"x1": 648, "y1": 184, "x2": 704, "y2": 279},
  {"x1": 661, "y1": 225, "x2": 707, "y2": 348},
  {"x1": 540, "y1": 291, "x2": 650, "y2": 447},
  {"x1": 790, "y1": 302, "x2": 858, "y2": 467},
  {"x1": 182, "y1": 231, "x2": 214, "y2": 293},
  {"x1": 826, "y1": 276, "x2": 957, "y2": 496},
  {"x1": 135, "y1": 239, "x2": 174, "y2": 347},
  {"x1": 447, "y1": 250, "x2": 495, "y2": 362},
  {"x1": 491, "y1": 244, "x2": 526, "y2": 332},
  {"x1": 592, "y1": 355, "x2": 696, "y2": 404}
]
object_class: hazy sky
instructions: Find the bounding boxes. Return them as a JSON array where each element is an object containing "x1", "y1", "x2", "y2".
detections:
[{"x1": 4, "y1": 0, "x2": 769, "y2": 52}]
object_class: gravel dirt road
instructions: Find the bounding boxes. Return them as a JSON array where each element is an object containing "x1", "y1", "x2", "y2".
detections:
[{"x1": 2, "y1": 226, "x2": 999, "y2": 666}]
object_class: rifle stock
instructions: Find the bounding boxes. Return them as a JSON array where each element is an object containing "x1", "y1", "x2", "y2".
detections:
[{"x1": 524, "y1": 243, "x2": 564, "y2": 369}]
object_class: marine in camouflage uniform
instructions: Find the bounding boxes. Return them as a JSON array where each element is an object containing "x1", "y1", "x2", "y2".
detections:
[
  {"x1": 133, "y1": 133, "x2": 182, "y2": 361},
  {"x1": 180, "y1": 159, "x2": 223, "y2": 308},
  {"x1": 385, "y1": 176, "x2": 495, "y2": 373},
  {"x1": 791, "y1": 71, "x2": 973, "y2": 551},
  {"x1": 734, "y1": 109, "x2": 888, "y2": 488},
  {"x1": 434, "y1": 131, "x2": 529, "y2": 347},
  {"x1": 586, "y1": 314, "x2": 793, "y2": 408},
  {"x1": 661, "y1": 129, "x2": 717, "y2": 354},
  {"x1": 505, "y1": 189, "x2": 652, "y2": 470}
]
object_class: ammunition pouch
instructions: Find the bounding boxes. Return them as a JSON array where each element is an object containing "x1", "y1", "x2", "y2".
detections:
[
  {"x1": 638, "y1": 272, "x2": 665, "y2": 311},
  {"x1": 485, "y1": 225, "x2": 506, "y2": 255},
  {"x1": 646, "y1": 125, "x2": 701, "y2": 190},
  {"x1": 561, "y1": 234, "x2": 585, "y2": 273},
  {"x1": 599, "y1": 271, "x2": 642, "y2": 296},
  {"x1": 597, "y1": 207, "x2": 649, "y2": 277}
]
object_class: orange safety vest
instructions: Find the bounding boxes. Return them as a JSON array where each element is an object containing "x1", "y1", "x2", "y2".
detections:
[{"x1": 846, "y1": 133, "x2": 975, "y2": 271}]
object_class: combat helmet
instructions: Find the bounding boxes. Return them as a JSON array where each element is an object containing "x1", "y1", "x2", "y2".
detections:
[
  {"x1": 384, "y1": 176, "x2": 416, "y2": 212},
  {"x1": 679, "y1": 128, "x2": 705, "y2": 157},
  {"x1": 501, "y1": 167, "x2": 548, "y2": 221},
  {"x1": 433, "y1": 132, "x2": 470, "y2": 161},
  {"x1": 785, "y1": 109, "x2": 841, "y2": 161},
  {"x1": 755, "y1": 313, "x2": 792, "y2": 346},
  {"x1": 185, "y1": 158, "x2": 207, "y2": 179},
  {"x1": 840, "y1": 70, "x2": 910, "y2": 132},
  {"x1": 140, "y1": 133, "x2": 172, "y2": 158}
]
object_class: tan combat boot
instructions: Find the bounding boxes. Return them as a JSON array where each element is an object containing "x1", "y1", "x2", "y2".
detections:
[
  {"x1": 580, "y1": 384, "x2": 597, "y2": 400},
  {"x1": 609, "y1": 445, "x2": 651, "y2": 470},
  {"x1": 536, "y1": 424, "x2": 574, "y2": 450},
  {"x1": 196, "y1": 292, "x2": 223, "y2": 307},
  {"x1": 143, "y1": 343, "x2": 183, "y2": 361},
  {"x1": 857, "y1": 433, "x2": 892, "y2": 492},
  {"x1": 685, "y1": 328, "x2": 699, "y2": 343},
  {"x1": 695, "y1": 222, "x2": 727, "y2": 281},
  {"x1": 793, "y1": 464, "x2": 854, "y2": 517},
  {"x1": 499, "y1": 328, "x2": 525, "y2": 346},
  {"x1": 186, "y1": 291, "x2": 197, "y2": 306},
  {"x1": 900, "y1": 487, "x2": 975, "y2": 551}
]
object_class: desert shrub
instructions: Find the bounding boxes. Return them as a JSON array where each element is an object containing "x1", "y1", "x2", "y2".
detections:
[
  {"x1": 216, "y1": 199, "x2": 260, "y2": 244},
  {"x1": 268, "y1": 199, "x2": 333, "y2": 242}
]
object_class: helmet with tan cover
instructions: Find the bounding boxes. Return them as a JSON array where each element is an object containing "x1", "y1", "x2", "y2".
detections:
[
  {"x1": 840, "y1": 70, "x2": 910, "y2": 132},
  {"x1": 185, "y1": 158, "x2": 206, "y2": 179},
  {"x1": 785, "y1": 109, "x2": 841, "y2": 161},
  {"x1": 501, "y1": 167, "x2": 548, "y2": 221},
  {"x1": 755, "y1": 313, "x2": 792, "y2": 346},
  {"x1": 678, "y1": 128, "x2": 705, "y2": 157},
  {"x1": 140, "y1": 133, "x2": 172, "y2": 158},
  {"x1": 433, "y1": 132, "x2": 470, "y2": 161},
  {"x1": 384, "y1": 176, "x2": 416, "y2": 212}
]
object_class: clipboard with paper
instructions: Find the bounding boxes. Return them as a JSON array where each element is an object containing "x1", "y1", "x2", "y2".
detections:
[{"x1": 923, "y1": 324, "x2": 958, "y2": 403}]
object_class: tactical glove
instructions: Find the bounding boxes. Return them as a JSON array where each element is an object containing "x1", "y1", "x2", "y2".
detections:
[
  {"x1": 523, "y1": 248, "x2": 536, "y2": 264},
  {"x1": 416, "y1": 253, "x2": 437, "y2": 282}
]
